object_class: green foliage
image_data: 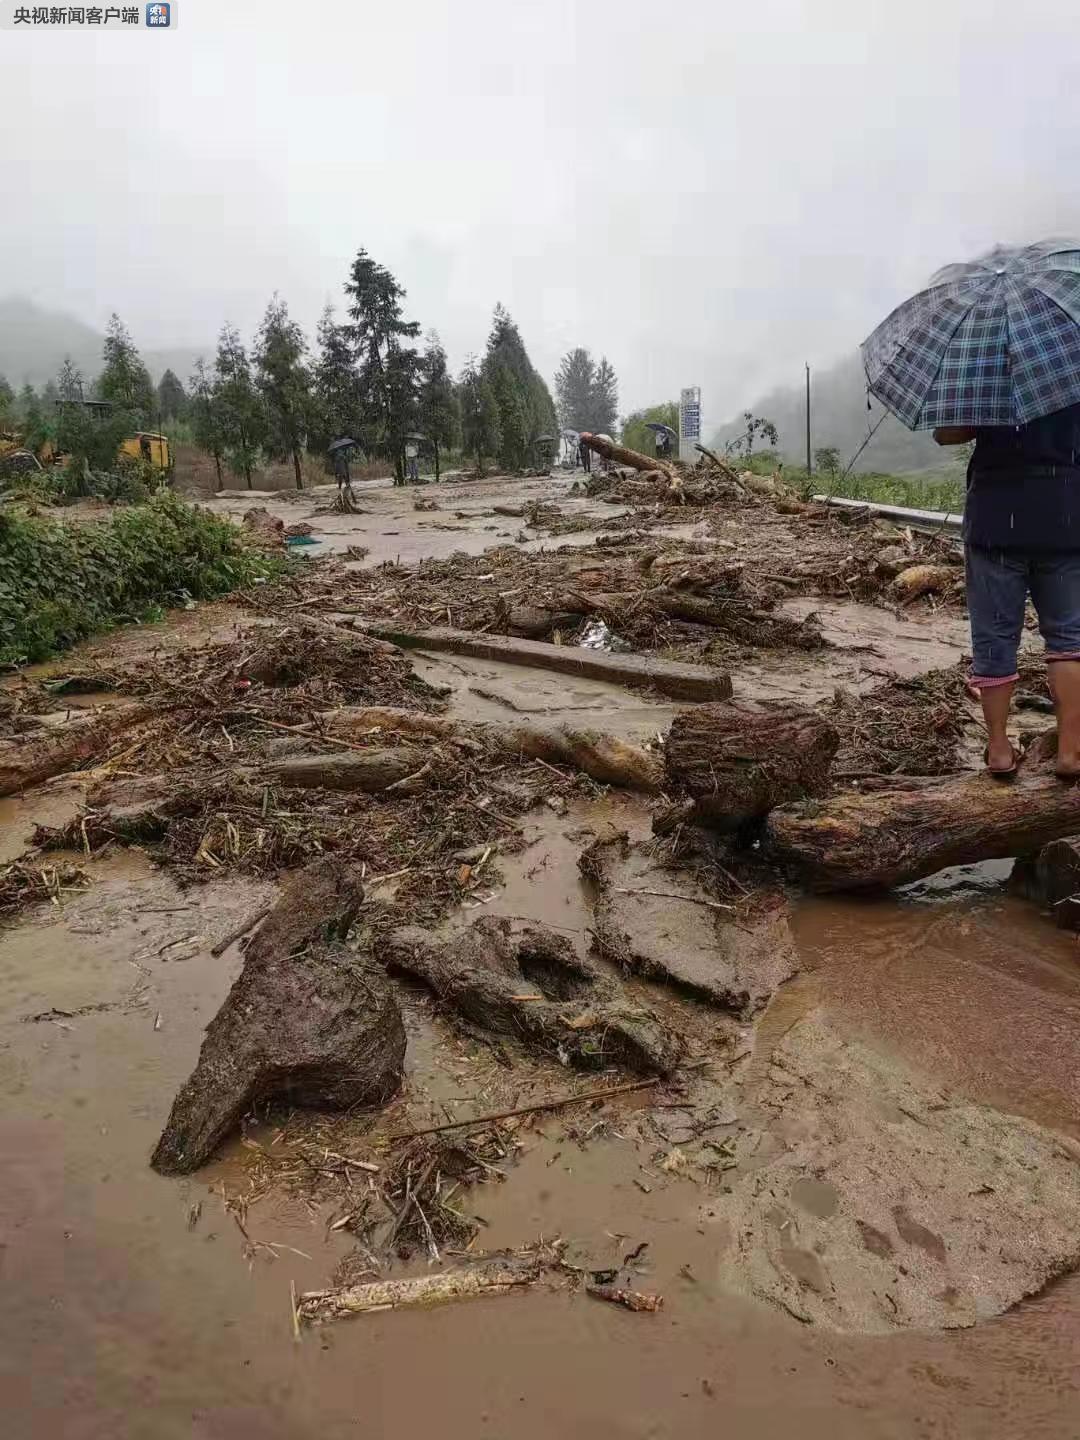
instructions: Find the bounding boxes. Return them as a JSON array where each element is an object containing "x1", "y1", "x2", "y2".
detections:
[
  {"x1": 418, "y1": 332, "x2": 460, "y2": 480},
  {"x1": 254, "y1": 295, "x2": 312, "y2": 490},
  {"x1": 555, "y1": 348, "x2": 596, "y2": 430},
  {"x1": 344, "y1": 249, "x2": 422, "y2": 480},
  {"x1": 188, "y1": 357, "x2": 226, "y2": 489},
  {"x1": 591, "y1": 357, "x2": 619, "y2": 436},
  {"x1": 459, "y1": 354, "x2": 501, "y2": 472},
  {"x1": 726, "y1": 411, "x2": 779, "y2": 461},
  {"x1": 214, "y1": 324, "x2": 267, "y2": 488},
  {"x1": 99, "y1": 314, "x2": 155, "y2": 423},
  {"x1": 311, "y1": 304, "x2": 358, "y2": 459},
  {"x1": 56, "y1": 356, "x2": 85, "y2": 403},
  {"x1": 0, "y1": 376, "x2": 14, "y2": 429},
  {"x1": 813, "y1": 445, "x2": 841, "y2": 477},
  {"x1": 622, "y1": 401, "x2": 678, "y2": 455},
  {"x1": 157, "y1": 369, "x2": 188, "y2": 423},
  {"x1": 807, "y1": 467, "x2": 965, "y2": 512},
  {"x1": 482, "y1": 305, "x2": 556, "y2": 470},
  {"x1": 17, "y1": 384, "x2": 52, "y2": 454},
  {"x1": 0, "y1": 492, "x2": 280, "y2": 667},
  {"x1": 55, "y1": 401, "x2": 134, "y2": 475}
]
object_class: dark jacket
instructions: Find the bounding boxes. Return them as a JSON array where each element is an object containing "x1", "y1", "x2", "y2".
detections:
[{"x1": 965, "y1": 401, "x2": 1080, "y2": 550}]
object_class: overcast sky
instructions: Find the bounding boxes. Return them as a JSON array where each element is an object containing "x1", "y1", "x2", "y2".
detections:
[{"x1": 3, "y1": 0, "x2": 1080, "y2": 425}]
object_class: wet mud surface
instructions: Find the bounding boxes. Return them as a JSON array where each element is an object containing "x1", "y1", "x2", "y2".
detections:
[{"x1": 3, "y1": 471, "x2": 1080, "y2": 1438}]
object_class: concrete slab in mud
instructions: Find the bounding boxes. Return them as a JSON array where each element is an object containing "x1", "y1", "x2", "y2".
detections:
[
  {"x1": 590, "y1": 840, "x2": 799, "y2": 1015},
  {"x1": 363, "y1": 624, "x2": 733, "y2": 702},
  {"x1": 716, "y1": 1011, "x2": 1080, "y2": 1332}
]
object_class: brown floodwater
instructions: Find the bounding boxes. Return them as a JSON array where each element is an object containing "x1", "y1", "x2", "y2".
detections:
[{"x1": 3, "y1": 814, "x2": 1080, "y2": 1440}]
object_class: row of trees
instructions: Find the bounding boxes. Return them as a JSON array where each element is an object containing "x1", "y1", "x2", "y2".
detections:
[{"x1": 3, "y1": 256, "x2": 642, "y2": 488}]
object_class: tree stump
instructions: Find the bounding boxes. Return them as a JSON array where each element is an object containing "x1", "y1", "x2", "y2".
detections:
[{"x1": 664, "y1": 702, "x2": 839, "y2": 829}]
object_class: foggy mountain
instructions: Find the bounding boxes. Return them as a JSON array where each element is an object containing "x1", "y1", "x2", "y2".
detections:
[
  {"x1": 0, "y1": 298, "x2": 207, "y2": 391},
  {"x1": 711, "y1": 350, "x2": 943, "y2": 475}
]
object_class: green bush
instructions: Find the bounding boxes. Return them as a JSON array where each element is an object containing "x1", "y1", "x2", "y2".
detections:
[{"x1": 0, "y1": 491, "x2": 281, "y2": 667}]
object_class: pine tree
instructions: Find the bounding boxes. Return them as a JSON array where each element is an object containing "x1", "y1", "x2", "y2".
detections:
[
  {"x1": 459, "y1": 356, "x2": 500, "y2": 474},
  {"x1": 17, "y1": 384, "x2": 49, "y2": 454},
  {"x1": 418, "y1": 332, "x2": 460, "y2": 481},
  {"x1": 189, "y1": 358, "x2": 226, "y2": 490},
  {"x1": 98, "y1": 313, "x2": 154, "y2": 423},
  {"x1": 214, "y1": 324, "x2": 266, "y2": 489},
  {"x1": 310, "y1": 304, "x2": 359, "y2": 459},
  {"x1": 482, "y1": 305, "x2": 557, "y2": 470},
  {"x1": 56, "y1": 356, "x2": 85, "y2": 404},
  {"x1": 590, "y1": 357, "x2": 619, "y2": 436},
  {"x1": 254, "y1": 296, "x2": 311, "y2": 490},
  {"x1": 343, "y1": 249, "x2": 421, "y2": 483},
  {"x1": 554, "y1": 348, "x2": 596, "y2": 430},
  {"x1": 157, "y1": 369, "x2": 187, "y2": 423},
  {"x1": 0, "y1": 376, "x2": 13, "y2": 429}
]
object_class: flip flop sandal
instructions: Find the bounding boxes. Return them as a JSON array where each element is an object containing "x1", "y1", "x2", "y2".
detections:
[{"x1": 984, "y1": 745, "x2": 1021, "y2": 781}]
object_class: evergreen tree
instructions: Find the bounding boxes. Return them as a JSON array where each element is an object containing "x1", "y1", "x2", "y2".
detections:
[
  {"x1": 590, "y1": 357, "x2": 619, "y2": 436},
  {"x1": 17, "y1": 384, "x2": 50, "y2": 454},
  {"x1": 189, "y1": 357, "x2": 226, "y2": 490},
  {"x1": 0, "y1": 376, "x2": 13, "y2": 429},
  {"x1": 214, "y1": 324, "x2": 267, "y2": 489},
  {"x1": 98, "y1": 313, "x2": 154, "y2": 422},
  {"x1": 56, "y1": 356, "x2": 85, "y2": 404},
  {"x1": 311, "y1": 304, "x2": 358, "y2": 458},
  {"x1": 417, "y1": 332, "x2": 460, "y2": 481},
  {"x1": 482, "y1": 305, "x2": 557, "y2": 470},
  {"x1": 554, "y1": 348, "x2": 596, "y2": 430},
  {"x1": 254, "y1": 296, "x2": 311, "y2": 490},
  {"x1": 459, "y1": 356, "x2": 500, "y2": 474},
  {"x1": 156, "y1": 369, "x2": 188, "y2": 424},
  {"x1": 343, "y1": 248, "x2": 421, "y2": 483}
]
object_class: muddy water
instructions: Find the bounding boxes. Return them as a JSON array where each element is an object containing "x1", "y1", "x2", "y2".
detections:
[{"x1": 3, "y1": 807, "x2": 1078, "y2": 1438}]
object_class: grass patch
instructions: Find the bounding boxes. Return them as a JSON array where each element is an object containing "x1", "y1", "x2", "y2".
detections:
[{"x1": 0, "y1": 491, "x2": 283, "y2": 667}]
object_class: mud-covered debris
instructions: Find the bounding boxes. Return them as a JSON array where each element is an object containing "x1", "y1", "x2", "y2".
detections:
[
  {"x1": 151, "y1": 858, "x2": 405, "y2": 1175},
  {"x1": 377, "y1": 915, "x2": 685, "y2": 1075},
  {"x1": 242, "y1": 506, "x2": 286, "y2": 548}
]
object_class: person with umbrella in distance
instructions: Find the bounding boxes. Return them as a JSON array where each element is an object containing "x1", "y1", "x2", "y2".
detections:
[
  {"x1": 328, "y1": 437, "x2": 358, "y2": 498},
  {"x1": 863, "y1": 240, "x2": 1080, "y2": 779}
]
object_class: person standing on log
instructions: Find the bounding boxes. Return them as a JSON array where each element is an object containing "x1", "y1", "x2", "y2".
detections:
[
  {"x1": 936, "y1": 402, "x2": 1080, "y2": 780},
  {"x1": 578, "y1": 436, "x2": 592, "y2": 474}
]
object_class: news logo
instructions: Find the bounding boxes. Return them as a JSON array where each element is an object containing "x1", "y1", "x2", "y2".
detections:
[{"x1": 146, "y1": 1, "x2": 168, "y2": 24}]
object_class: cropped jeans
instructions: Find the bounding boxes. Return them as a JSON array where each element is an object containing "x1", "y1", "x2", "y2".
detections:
[{"x1": 965, "y1": 543, "x2": 1080, "y2": 689}]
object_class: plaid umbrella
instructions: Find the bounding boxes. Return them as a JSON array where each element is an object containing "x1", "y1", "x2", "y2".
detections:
[{"x1": 861, "y1": 238, "x2": 1080, "y2": 429}]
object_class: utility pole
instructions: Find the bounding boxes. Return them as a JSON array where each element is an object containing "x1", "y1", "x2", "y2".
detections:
[{"x1": 805, "y1": 363, "x2": 812, "y2": 478}]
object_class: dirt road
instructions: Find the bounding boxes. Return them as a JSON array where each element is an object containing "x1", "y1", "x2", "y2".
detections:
[{"x1": 2, "y1": 469, "x2": 1078, "y2": 1439}]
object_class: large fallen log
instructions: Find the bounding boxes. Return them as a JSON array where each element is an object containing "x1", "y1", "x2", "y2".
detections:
[
  {"x1": 664, "y1": 702, "x2": 839, "y2": 829},
  {"x1": 263, "y1": 746, "x2": 431, "y2": 793},
  {"x1": 358, "y1": 624, "x2": 732, "y2": 703},
  {"x1": 323, "y1": 707, "x2": 664, "y2": 792},
  {"x1": 151, "y1": 858, "x2": 405, "y2": 1175},
  {"x1": 765, "y1": 741, "x2": 1080, "y2": 890},
  {"x1": 377, "y1": 916, "x2": 684, "y2": 1075},
  {"x1": 0, "y1": 703, "x2": 156, "y2": 799},
  {"x1": 579, "y1": 432, "x2": 678, "y2": 482},
  {"x1": 535, "y1": 588, "x2": 824, "y2": 649}
]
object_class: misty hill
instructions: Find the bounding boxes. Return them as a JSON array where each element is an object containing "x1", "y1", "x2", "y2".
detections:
[
  {"x1": 0, "y1": 297, "x2": 207, "y2": 390},
  {"x1": 711, "y1": 350, "x2": 943, "y2": 475}
]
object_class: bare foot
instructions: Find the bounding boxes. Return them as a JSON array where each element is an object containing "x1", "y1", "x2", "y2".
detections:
[{"x1": 1055, "y1": 749, "x2": 1080, "y2": 780}]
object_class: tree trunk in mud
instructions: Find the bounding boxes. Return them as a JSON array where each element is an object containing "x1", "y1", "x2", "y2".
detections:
[
  {"x1": 664, "y1": 702, "x2": 839, "y2": 829},
  {"x1": 0, "y1": 703, "x2": 157, "y2": 799},
  {"x1": 262, "y1": 746, "x2": 432, "y2": 793},
  {"x1": 376, "y1": 916, "x2": 684, "y2": 1075},
  {"x1": 322, "y1": 706, "x2": 665, "y2": 793},
  {"x1": 537, "y1": 587, "x2": 823, "y2": 649},
  {"x1": 1010, "y1": 835, "x2": 1080, "y2": 928},
  {"x1": 766, "y1": 739, "x2": 1080, "y2": 890},
  {"x1": 151, "y1": 858, "x2": 405, "y2": 1176}
]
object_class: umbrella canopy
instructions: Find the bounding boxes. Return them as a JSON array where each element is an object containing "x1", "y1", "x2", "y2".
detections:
[
  {"x1": 644, "y1": 422, "x2": 677, "y2": 439},
  {"x1": 327, "y1": 437, "x2": 358, "y2": 453},
  {"x1": 404, "y1": 432, "x2": 427, "y2": 443},
  {"x1": 862, "y1": 239, "x2": 1080, "y2": 430}
]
